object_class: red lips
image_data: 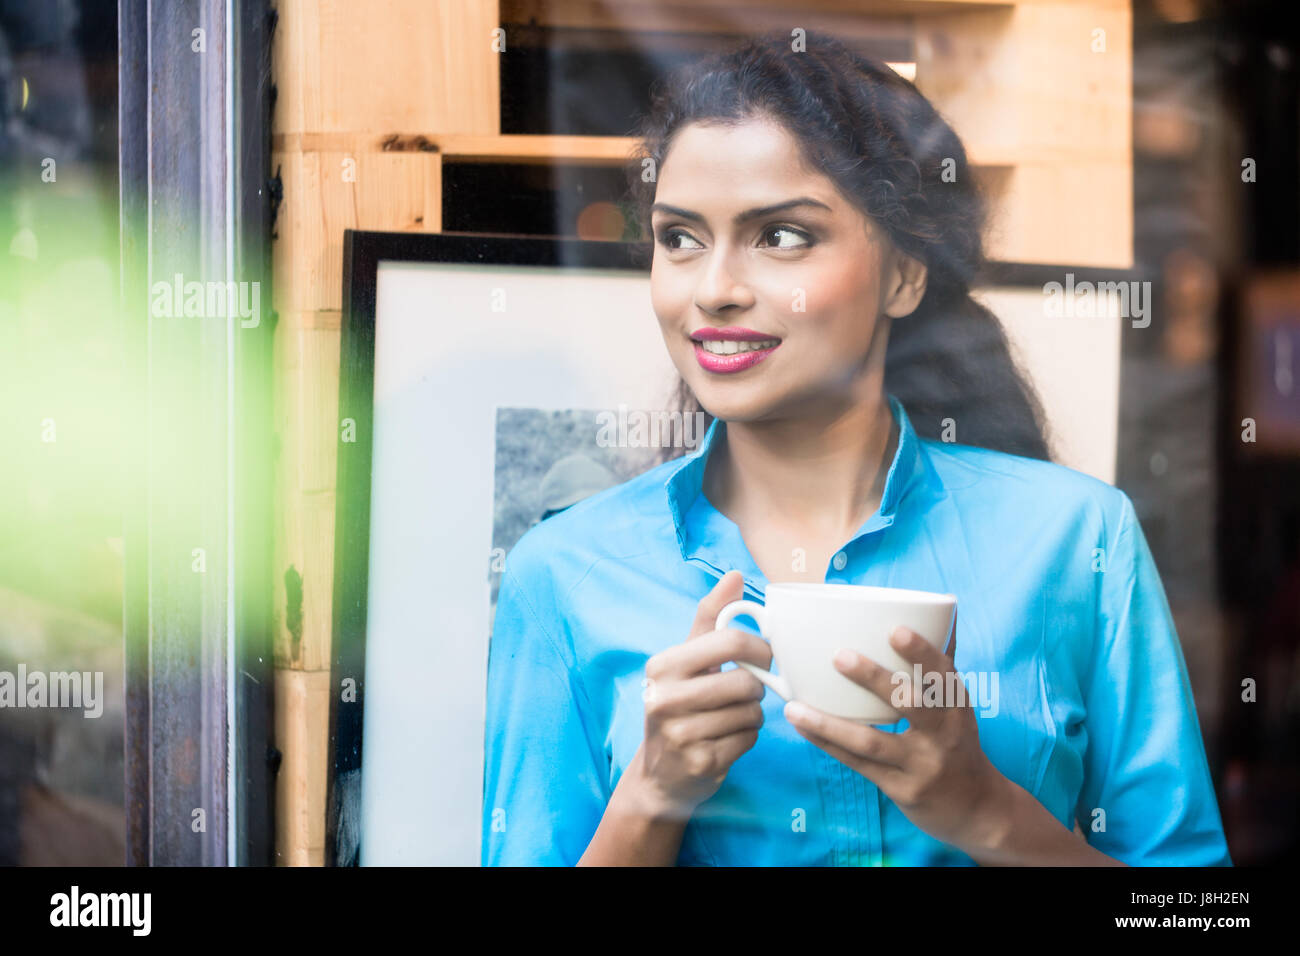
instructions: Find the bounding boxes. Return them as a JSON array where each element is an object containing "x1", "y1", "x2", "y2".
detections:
[{"x1": 690, "y1": 327, "x2": 782, "y2": 374}]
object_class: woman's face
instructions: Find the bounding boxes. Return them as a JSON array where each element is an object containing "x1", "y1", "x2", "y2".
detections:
[{"x1": 649, "y1": 115, "x2": 926, "y2": 424}]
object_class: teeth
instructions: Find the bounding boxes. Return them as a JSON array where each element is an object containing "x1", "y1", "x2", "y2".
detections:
[{"x1": 698, "y1": 338, "x2": 779, "y2": 355}]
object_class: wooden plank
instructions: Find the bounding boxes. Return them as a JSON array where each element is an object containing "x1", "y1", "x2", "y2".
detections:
[
  {"x1": 272, "y1": 131, "x2": 643, "y2": 164},
  {"x1": 1010, "y1": 2, "x2": 1131, "y2": 162},
  {"x1": 918, "y1": 1, "x2": 1132, "y2": 266},
  {"x1": 272, "y1": 490, "x2": 337, "y2": 673},
  {"x1": 269, "y1": 130, "x2": 1043, "y2": 173},
  {"x1": 917, "y1": 2, "x2": 1131, "y2": 163},
  {"x1": 272, "y1": 0, "x2": 499, "y2": 135},
  {"x1": 272, "y1": 317, "x2": 341, "y2": 673},
  {"x1": 500, "y1": 0, "x2": 1025, "y2": 34},
  {"x1": 499, "y1": 0, "x2": 1131, "y2": 37},
  {"x1": 273, "y1": 667, "x2": 331, "y2": 865},
  {"x1": 271, "y1": 148, "x2": 442, "y2": 313},
  {"x1": 987, "y1": 161, "x2": 1133, "y2": 267},
  {"x1": 274, "y1": 323, "x2": 342, "y2": 496},
  {"x1": 503, "y1": 0, "x2": 1127, "y2": 18},
  {"x1": 502, "y1": 1, "x2": 914, "y2": 38},
  {"x1": 271, "y1": 478, "x2": 337, "y2": 673}
]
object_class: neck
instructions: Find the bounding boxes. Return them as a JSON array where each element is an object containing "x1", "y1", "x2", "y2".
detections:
[{"x1": 703, "y1": 386, "x2": 899, "y2": 540}]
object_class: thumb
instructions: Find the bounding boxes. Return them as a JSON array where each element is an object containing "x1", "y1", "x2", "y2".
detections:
[{"x1": 688, "y1": 570, "x2": 745, "y2": 640}]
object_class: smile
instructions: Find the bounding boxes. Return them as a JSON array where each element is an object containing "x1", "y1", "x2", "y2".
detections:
[
  {"x1": 690, "y1": 327, "x2": 782, "y2": 373},
  {"x1": 696, "y1": 338, "x2": 781, "y2": 355}
]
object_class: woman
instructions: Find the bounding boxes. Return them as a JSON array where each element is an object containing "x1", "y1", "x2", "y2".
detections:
[{"x1": 481, "y1": 32, "x2": 1231, "y2": 866}]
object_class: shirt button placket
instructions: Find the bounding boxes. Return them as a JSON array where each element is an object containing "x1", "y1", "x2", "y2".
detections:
[
  {"x1": 822, "y1": 545, "x2": 877, "y2": 864},
  {"x1": 816, "y1": 750, "x2": 846, "y2": 866},
  {"x1": 849, "y1": 763, "x2": 879, "y2": 866},
  {"x1": 823, "y1": 753, "x2": 874, "y2": 867},
  {"x1": 867, "y1": 776, "x2": 883, "y2": 866}
]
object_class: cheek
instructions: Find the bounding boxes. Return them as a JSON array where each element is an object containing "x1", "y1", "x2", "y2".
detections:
[
  {"x1": 649, "y1": 267, "x2": 689, "y2": 334},
  {"x1": 775, "y1": 263, "x2": 880, "y2": 343}
]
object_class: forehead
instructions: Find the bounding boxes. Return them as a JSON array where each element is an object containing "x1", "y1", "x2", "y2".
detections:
[{"x1": 654, "y1": 117, "x2": 840, "y2": 211}]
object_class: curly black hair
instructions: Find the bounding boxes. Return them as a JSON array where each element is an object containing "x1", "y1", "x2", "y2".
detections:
[{"x1": 624, "y1": 30, "x2": 1053, "y2": 463}]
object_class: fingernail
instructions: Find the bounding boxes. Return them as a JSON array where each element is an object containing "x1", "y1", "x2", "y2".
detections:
[
  {"x1": 786, "y1": 701, "x2": 810, "y2": 722},
  {"x1": 833, "y1": 648, "x2": 857, "y2": 668}
]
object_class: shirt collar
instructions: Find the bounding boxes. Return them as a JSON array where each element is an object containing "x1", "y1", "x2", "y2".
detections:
[{"x1": 664, "y1": 393, "x2": 941, "y2": 563}]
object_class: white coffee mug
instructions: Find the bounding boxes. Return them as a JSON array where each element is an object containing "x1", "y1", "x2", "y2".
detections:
[{"x1": 715, "y1": 582, "x2": 957, "y2": 724}]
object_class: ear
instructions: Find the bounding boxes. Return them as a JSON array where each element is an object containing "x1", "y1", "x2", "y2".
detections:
[{"x1": 882, "y1": 248, "x2": 928, "y2": 319}]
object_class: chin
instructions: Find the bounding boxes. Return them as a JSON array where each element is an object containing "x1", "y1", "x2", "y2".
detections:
[
  {"x1": 671, "y1": 345, "x2": 794, "y2": 422},
  {"x1": 689, "y1": 383, "x2": 780, "y2": 424}
]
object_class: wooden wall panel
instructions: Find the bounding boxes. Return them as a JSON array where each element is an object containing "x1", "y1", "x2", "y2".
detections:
[
  {"x1": 271, "y1": 147, "x2": 443, "y2": 315},
  {"x1": 990, "y1": 161, "x2": 1133, "y2": 266},
  {"x1": 273, "y1": 667, "x2": 331, "y2": 865},
  {"x1": 272, "y1": 0, "x2": 500, "y2": 135},
  {"x1": 917, "y1": 1, "x2": 1133, "y2": 266},
  {"x1": 272, "y1": 322, "x2": 339, "y2": 673},
  {"x1": 270, "y1": 0, "x2": 497, "y2": 866}
]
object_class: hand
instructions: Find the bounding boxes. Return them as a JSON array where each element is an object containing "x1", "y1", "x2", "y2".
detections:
[
  {"x1": 632, "y1": 571, "x2": 772, "y2": 821},
  {"x1": 784, "y1": 611, "x2": 1013, "y2": 854}
]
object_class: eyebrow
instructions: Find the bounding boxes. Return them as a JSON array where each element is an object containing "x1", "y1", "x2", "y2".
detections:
[{"x1": 650, "y1": 197, "x2": 833, "y2": 227}]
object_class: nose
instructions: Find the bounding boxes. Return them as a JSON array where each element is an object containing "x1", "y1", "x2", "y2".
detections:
[{"x1": 693, "y1": 244, "x2": 756, "y2": 316}]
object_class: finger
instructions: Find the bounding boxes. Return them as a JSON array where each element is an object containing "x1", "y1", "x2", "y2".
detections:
[
  {"x1": 829, "y1": 647, "x2": 904, "y2": 715},
  {"x1": 644, "y1": 667, "x2": 765, "y2": 715},
  {"x1": 783, "y1": 702, "x2": 908, "y2": 769},
  {"x1": 706, "y1": 726, "x2": 762, "y2": 767},
  {"x1": 649, "y1": 627, "x2": 772, "y2": 679},
  {"x1": 721, "y1": 628, "x2": 774, "y2": 671},
  {"x1": 685, "y1": 571, "x2": 746, "y2": 674},
  {"x1": 843, "y1": 632, "x2": 963, "y2": 728},
  {"x1": 659, "y1": 700, "x2": 765, "y2": 744},
  {"x1": 789, "y1": 721, "x2": 907, "y2": 792},
  {"x1": 885, "y1": 628, "x2": 968, "y2": 718},
  {"x1": 829, "y1": 647, "x2": 935, "y2": 726},
  {"x1": 888, "y1": 626, "x2": 955, "y2": 677},
  {"x1": 688, "y1": 570, "x2": 745, "y2": 640}
]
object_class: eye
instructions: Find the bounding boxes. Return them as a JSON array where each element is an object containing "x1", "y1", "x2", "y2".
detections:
[
  {"x1": 656, "y1": 228, "x2": 704, "y2": 251},
  {"x1": 759, "y1": 225, "x2": 814, "y2": 250}
]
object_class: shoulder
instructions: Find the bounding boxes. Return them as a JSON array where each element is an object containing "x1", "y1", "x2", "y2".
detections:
[
  {"x1": 502, "y1": 455, "x2": 682, "y2": 590},
  {"x1": 919, "y1": 438, "x2": 1133, "y2": 541}
]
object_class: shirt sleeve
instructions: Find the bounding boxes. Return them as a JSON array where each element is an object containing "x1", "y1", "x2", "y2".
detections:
[
  {"x1": 481, "y1": 549, "x2": 612, "y2": 866},
  {"x1": 1075, "y1": 491, "x2": 1232, "y2": 865}
]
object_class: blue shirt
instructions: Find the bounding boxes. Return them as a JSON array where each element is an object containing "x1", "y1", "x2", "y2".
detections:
[{"x1": 481, "y1": 394, "x2": 1232, "y2": 866}]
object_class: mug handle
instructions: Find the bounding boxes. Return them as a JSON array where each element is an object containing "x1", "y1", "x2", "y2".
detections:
[{"x1": 715, "y1": 600, "x2": 793, "y2": 701}]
